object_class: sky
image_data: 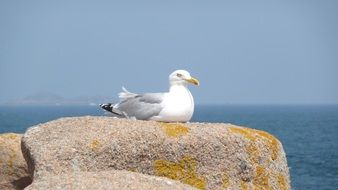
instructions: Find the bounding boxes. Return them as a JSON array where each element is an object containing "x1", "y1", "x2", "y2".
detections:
[{"x1": 1, "y1": 0, "x2": 337, "y2": 105}]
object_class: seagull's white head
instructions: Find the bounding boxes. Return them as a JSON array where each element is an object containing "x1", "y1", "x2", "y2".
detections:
[{"x1": 169, "y1": 70, "x2": 200, "y2": 86}]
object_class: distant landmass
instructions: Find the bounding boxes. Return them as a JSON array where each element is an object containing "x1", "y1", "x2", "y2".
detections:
[{"x1": 3, "y1": 92, "x2": 112, "y2": 106}]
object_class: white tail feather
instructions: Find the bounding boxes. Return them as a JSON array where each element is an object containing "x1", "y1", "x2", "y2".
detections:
[{"x1": 118, "y1": 86, "x2": 138, "y2": 100}]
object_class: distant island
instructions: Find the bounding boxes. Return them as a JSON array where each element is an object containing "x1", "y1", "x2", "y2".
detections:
[{"x1": 3, "y1": 92, "x2": 112, "y2": 106}]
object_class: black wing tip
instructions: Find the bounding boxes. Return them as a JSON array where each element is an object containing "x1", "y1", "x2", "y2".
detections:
[
  {"x1": 99, "y1": 103, "x2": 113, "y2": 112},
  {"x1": 99, "y1": 103, "x2": 110, "y2": 107},
  {"x1": 99, "y1": 103, "x2": 125, "y2": 117}
]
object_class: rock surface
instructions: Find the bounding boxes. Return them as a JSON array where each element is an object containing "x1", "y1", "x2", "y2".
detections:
[
  {"x1": 0, "y1": 133, "x2": 31, "y2": 190},
  {"x1": 26, "y1": 170, "x2": 196, "y2": 190},
  {"x1": 22, "y1": 116, "x2": 291, "y2": 189}
]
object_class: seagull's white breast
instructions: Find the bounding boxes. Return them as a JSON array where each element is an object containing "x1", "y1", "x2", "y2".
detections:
[{"x1": 151, "y1": 85, "x2": 194, "y2": 122}]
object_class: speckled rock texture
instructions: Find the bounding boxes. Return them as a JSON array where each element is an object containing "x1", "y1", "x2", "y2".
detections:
[
  {"x1": 22, "y1": 116, "x2": 291, "y2": 190},
  {"x1": 25, "y1": 170, "x2": 196, "y2": 190},
  {"x1": 0, "y1": 133, "x2": 31, "y2": 190}
]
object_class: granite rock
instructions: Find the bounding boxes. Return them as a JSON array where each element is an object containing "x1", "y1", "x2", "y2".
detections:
[
  {"x1": 25, "y1": 170, "x2": 196, "y2": 190},
  {"x1": 22, "y1": 116, "x2": 291, "y2": 189},
  {"x1": 0, "y1": 133, "x2": 31, "y2": 190}
]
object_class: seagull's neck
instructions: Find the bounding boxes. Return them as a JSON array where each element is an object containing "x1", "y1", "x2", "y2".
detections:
[{"x1": 169, "y1": 84, "x2": 189, "y2": 93}]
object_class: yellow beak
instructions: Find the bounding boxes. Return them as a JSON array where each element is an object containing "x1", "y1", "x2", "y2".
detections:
[{"x1": 185, "y1": 77, "x2": 200, "y2": 86}]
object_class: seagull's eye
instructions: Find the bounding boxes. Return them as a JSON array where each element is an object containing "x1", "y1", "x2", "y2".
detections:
[{"x1": 176, "y1": 73, "x2": 182, "y2": 77}]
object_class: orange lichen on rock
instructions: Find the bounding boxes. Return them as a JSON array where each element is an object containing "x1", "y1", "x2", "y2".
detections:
[
  {"x1": 222, "y1": 173, "x2": 229, "y2": 189},
  {"x1": 90, "y1": 139, "x2": 101, "y2": 152},
  {"x1": 228, "y1": 127, "x2": 285, "y2": 189},
  {"x1": 158, "y1": 123, "x2": 189, "y2": 137},
  {"x1": 253, "y1": 165, "x2": 270, "y2": 189},
  {"x1": 0, "y1": 133, "x2": 20, "y2": 146},
  {"x1": 255, "y1": 131, "x2": 279, "y2": 161},
  {"x1": 7, "y1": 133, "x2": 18, "y2": 140},
  {"x1": 240, "y1": 180, "x2": 249, "y2": 190},
  {"x1": 154, "y1": 156, "x2": 206, "y2": 189},
  {"x1": 278, "y1": 174, "x2": 287, "y2": 190},
  {"x1": 8, "y1": 153, "x2": 15, "y2": 169},
  {"x1": 228, "y1": 127, "x2": 280, "y2": 161},
  {"x1": 246, "y1": 143, "x2": 260, "y2": 164},
  {"x1": 127, "y1": 168, "x2": 137, "y2": 172},
  {"x1": 228, "y1": 127, "x2": 256, "y2": 141},
  {"x1": 3, "y1": 152, "x2": 17, "y2": 175}
]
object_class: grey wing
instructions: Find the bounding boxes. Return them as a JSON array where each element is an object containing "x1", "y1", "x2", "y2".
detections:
[{"x1": 116, "y1": 93, "x2": 164, "y2": 120}]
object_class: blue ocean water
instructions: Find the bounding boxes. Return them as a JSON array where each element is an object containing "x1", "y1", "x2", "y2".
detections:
[{"x1": 0, "y1": 105, "x2": 337, "y2": 189}]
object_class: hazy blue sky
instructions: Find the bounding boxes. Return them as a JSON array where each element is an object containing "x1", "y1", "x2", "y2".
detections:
[{"x1": 1, "y1": 0, "x2": 337, "y2": 104}]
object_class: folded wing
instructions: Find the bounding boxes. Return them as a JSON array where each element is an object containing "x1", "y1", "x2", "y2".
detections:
[{"x1": 116, "y1": 91, "x2": 164, "y2": 120}]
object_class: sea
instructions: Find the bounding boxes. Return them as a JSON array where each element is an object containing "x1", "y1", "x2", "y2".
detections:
[{"x1": 0, "y1": 105, "x2": 337, "y2": 190}]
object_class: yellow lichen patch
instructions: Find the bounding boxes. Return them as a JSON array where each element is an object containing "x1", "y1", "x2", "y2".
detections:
[
  {"x1": 240, "y1": 180, "x2": 249, "y2": 190},
  {"x1": 5, "y1": 133, "x2": 19, "y2": 140},
  {"x1": 255, "y1": 131, "x2": 279, "y2": 160},
  {"x1": 229, "y1": 127, "x2": 280, "y2": 161},
  {"x1": 228, "y1": 127, "x2": 286, "y2": 189},
  {"x1": 8, "y1": 154, "x2": 14, "y2": 168},
  {"x1": 90, "y1": 139, "x2": 101, "y2": 152},
  {"x1": 154, "y1": 156, "x2": 206, "y2": 189},
  {"x1": 127, "y1": 168, "x2": 137, "y2": 172},
  {"x1": 278, "y1": 174, "x2": 287, "y2": 190},
  {"x1": 246, "y1": 143, "x2": 260, "y2": 164},
  {"x1": 0, "y1": 133, "x2": 20, "y2": 175},
  {"x1": 0, "y1": 133, "x2": 20, "y2": 145},
  {"x1": 253, "y1": 165, "x2": 270, "y2": 189},
  {"x1": 0, "y1": 149, "x2": 17, "y2": 175},
  {"x1": 158, "y1": 123, "x2": 189, "y2": 137},
  {"x1": 228, "y1": 127, "x2": 256, "y2": 141},
  {"x1": 222, "y1": 173, "x2": 229, "y2": 189},
  {"x1": 6, "y1": 153, "x2": 16, "y2": 175}
]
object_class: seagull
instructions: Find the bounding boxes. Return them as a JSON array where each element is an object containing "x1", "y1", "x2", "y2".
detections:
[{"x1": 100, "y1": 70, "x2": 199, "y2": 122}]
